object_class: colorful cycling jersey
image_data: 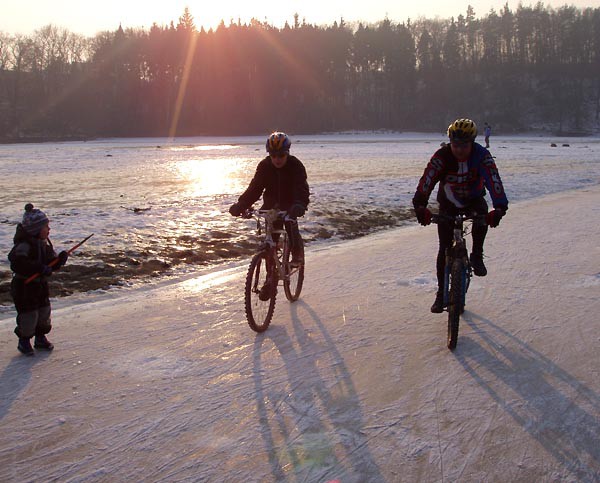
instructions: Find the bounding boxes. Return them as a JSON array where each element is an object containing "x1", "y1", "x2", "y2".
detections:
[{"x1": 413, "y1": 143, "x2": 508, "y2": 210}]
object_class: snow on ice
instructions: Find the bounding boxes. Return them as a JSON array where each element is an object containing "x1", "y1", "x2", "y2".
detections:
[{"x1": 1, "y1": 185, "x2": 599, "y2": 482}]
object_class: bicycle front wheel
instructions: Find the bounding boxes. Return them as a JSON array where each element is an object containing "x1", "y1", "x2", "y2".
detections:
[
  {"x1": 447, "y1": 258, "x2": 465, "y2": 350},
  {"x1": 245, "y1": 252, "x2": 277, "y2": 332},
  {"x1": 283, "y1": 241, "x2": 304, "y2": 302}
]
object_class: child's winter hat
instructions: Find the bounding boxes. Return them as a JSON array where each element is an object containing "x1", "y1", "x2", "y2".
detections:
[{"x1": 21, "y1": 203, "x2": 49, "y2": 236}]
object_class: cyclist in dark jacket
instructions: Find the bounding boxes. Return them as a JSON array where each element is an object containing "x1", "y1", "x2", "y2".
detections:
[
  {"x1": 412, "y1": 119, "x2": 509, "y2": 313},
  {"x1": 229, "y1": 132, "x2": 309, "y2": 266}
]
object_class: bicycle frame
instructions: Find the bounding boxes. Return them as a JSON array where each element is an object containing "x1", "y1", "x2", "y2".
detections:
[
  {"x1": 441, "y1": 214, "x2": 472, "y2": 308},
  {"x1": 249, "y1": 209, "x2": 296, "y2": 285},
  {"x1": 241, "y1": 208, "x2": 305, "y2": 332},
  {"x1": 431, "y1": 211, "x2": 487, "y2": 349}
]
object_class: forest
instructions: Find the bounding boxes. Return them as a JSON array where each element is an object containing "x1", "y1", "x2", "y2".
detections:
[{"x1": 1, "y1": 4, "x2": 599, "y2": 141}]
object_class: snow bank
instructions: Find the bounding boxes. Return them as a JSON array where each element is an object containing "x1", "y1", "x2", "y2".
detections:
[{"x1": 1, "y1": 186, "x2": 599, "y2": 482}]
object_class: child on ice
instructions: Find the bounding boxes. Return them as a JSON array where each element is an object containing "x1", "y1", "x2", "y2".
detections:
[{"x1": 8, "y1": 204, "x2": 68, "y2": 355}]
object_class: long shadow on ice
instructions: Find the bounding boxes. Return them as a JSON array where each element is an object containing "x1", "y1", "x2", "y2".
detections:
[
  {"x1": 456, "y1": 313, "x2": 600, "y2": 481},
  {"x1": 0, "y1": 354, "x2": 46, "y2": 421},
  {"x1": 252, "y1": 300, "x2": 383, "y2": 483}
]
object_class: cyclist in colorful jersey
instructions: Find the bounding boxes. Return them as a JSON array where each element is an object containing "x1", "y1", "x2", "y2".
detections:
[
  {"x1": 412, "y1": 118, "x2": 509, "y2": 313},
  {"x1": 229, "y1": 132, "x2": 309, "y2": 267}
]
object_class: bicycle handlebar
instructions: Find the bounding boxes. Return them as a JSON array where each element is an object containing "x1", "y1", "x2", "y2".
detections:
[
  {"x1": 242, "y1": 208, "x2": 293, "y2": 223},
  {"x1": 431, "y1": 212, "x2": 488, "y2": 225}
]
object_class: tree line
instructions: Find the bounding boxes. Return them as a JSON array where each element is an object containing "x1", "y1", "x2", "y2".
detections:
[{"x1": 1, "y1": 4, "x2": 599, "y2": 141}]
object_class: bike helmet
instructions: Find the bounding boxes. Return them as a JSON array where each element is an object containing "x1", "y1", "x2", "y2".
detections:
[
  {"x1": 266, "y1": 132, "x2": 291, "y2": 155},
  {"x1": 447, "y1": 118, "x2": 478, "y2": 142}
]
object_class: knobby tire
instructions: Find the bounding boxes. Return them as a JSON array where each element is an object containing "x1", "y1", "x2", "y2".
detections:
[
  {"x1": 283, "y1": 240, "x2": 304, "y2": 302},
  {"x1": 245, "y1": 251, "x2": 276, "y2": 332},
  {"x1": 447, "y1": 258, "x2": 465, "y2": 350}
]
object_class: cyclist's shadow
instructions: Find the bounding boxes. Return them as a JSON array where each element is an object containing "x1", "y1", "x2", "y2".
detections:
[
  {"x1": 457, "y1": 312, "x2": 600, "y2": 479},
  {"x1": 252, "y1": 300, "x2": 383, "y2": 482}
]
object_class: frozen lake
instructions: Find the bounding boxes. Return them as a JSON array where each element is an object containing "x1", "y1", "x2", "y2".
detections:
[{"x1": 1, "y1": 133, "x2": 599, "y2": 308}]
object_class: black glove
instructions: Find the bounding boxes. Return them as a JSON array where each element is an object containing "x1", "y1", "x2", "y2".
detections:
[
  {"x1": 414, "y1": 206, "x2": 432, "y2": 226},
  {"x1": 287, "y1": 203, "x2": 306, "y2": 219},
  {"x1": 229, "y1": 203, "x2": 243, "y2": 217},
  {"x1": 41, "y1": 265, "x2": 53, "y2": 276},
  {"x1": 486, "y1": 208, "x2": 506, "y2": 228},
  {"x1": 55, "y1": 250, "x2": 69, "y2": 268}
]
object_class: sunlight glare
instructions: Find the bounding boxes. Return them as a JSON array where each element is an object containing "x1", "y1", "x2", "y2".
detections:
[
  {"x1": 181, "y1": 269, "x2": 239, "y2": 294},
  {"x1": 169, "y1": 145, "x2": 239, "y2": 152},
  {"x1": 175, "y1": 157, "x2": 243, "y2": 196}
]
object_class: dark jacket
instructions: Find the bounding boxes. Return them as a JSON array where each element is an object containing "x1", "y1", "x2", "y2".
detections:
[
  {"x1": 236, "y1": 155, "x2": 310, "y2": 211},
  {"x1": 413, "y1": 142, "x2": 508, "y2": 211},
  {"x1": 8, "y1": 224, "x2": 61, "y2": 312},
  {"x1": 8, "y1": 224, "x2": 58, "y2": 279}
]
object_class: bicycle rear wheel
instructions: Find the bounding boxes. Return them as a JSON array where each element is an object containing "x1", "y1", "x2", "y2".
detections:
[
  {"x1": 283, "y1": 241, "x2": 304, "y2": 302},
  {"x1": 447, "y1": 258, "x2": 465, "y2": 350},
  {"x1": 245, "y1": 251, "x2": 276, "y2": 332}
]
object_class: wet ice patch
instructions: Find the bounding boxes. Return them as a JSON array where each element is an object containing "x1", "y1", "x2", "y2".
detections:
[
  {"x1": 570, "y1": 273, "x2": 600, "y2": 288},
  {"x1": 107, "y1": 350, "x2": 194, "y2": 381},
  {"x1": 397, "y1": 274, "x2": 436, "y2": 289}
]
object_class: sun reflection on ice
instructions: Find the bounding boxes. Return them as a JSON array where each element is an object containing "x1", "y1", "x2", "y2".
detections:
[
  {"x1": 180, "y1": 269, "x2": 239, "y2": 295},
  {"x1": 168, "y1": 145, "x2": 239, "y2": 152},
  {"x1": 174, "y1": 156, "x2": 245, "y2": 196}
]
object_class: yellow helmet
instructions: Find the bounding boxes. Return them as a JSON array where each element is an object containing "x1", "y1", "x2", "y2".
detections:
[
  {"x1": 266, "y1": 132, "x2": 291, "y2": 154},
  {"x1": 447, "y1": 118, "x2": 478, "y2": 142}
]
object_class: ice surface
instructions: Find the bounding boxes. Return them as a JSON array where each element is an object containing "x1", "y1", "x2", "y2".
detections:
[
  {"x1": 0, "y1": 185, "x2": 599, "y2": 481},
  {"x1": 1, "y1": 134, "x2": 599, "y2": 308}
]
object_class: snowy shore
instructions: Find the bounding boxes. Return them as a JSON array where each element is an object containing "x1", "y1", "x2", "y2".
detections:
[{"x1": 1, "y1": 186, "x2": 599, "y2": 482}]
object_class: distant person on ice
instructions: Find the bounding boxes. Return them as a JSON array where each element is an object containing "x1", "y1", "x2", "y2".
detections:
[
  {"x1": 412, "y1": 119, "x2": 509, "y2": 313},
  {"x1": 229, "y1": 132, "x2": 309, "y2": 292},
  {"x1": 484, "y1": 122, "x2": 492, "y2": 148},
  {"x1": 8, "y1": 204, "x2": 69, "y2": 355}
]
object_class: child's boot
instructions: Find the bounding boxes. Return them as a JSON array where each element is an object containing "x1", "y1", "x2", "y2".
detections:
[
  {"x1": 18, "y1": 337, "x2": 34, "y2": 356},
  {"x1": 34, "y1": 334, "x2": 54, "y2": 351}
]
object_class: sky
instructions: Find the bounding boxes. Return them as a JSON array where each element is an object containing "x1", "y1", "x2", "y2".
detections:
[{"x1": 2, "y1": 0, "x2": 599, "y2": 36}]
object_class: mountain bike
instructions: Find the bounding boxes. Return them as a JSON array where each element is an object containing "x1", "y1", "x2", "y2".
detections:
[
  {"x1": 242, "y1": 208, "x2": 305, "y2": 332},
  {"x1": 432, "y1": 212, "x2": 487, "y2": 350}
]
